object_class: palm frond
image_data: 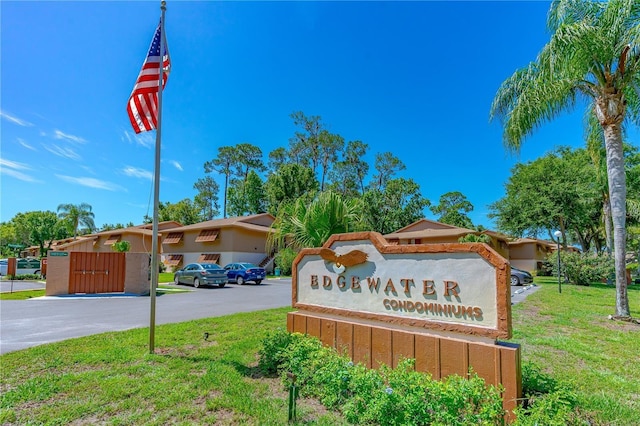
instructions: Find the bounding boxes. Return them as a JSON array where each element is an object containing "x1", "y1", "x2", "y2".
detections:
[{"x1": 627, "y1": 198, "x2": 640, "y2": 221}]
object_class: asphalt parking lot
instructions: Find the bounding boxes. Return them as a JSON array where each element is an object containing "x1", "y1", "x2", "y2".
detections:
[
  {"x1": 0, "y1": 279, "x2": 46, "y2": 293},
  {"x1": 0, "y1": 278, "x2": 292, "y2": 354}
]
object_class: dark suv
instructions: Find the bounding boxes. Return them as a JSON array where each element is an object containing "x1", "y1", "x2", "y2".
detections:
[{"x1": 510, "y1": 267, "x2": 533, "y2": 286}]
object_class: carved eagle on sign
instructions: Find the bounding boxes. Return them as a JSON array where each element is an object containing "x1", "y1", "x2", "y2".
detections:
[{"x1": 320, "y1": 248, "x2": 368, "y2": 273}]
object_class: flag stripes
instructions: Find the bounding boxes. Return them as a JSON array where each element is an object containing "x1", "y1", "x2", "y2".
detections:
[{"x1": 127, "y1": 20, "x2": 170, "y2": 134}]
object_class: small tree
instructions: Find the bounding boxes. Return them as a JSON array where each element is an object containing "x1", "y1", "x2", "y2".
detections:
[
  {"x1": 274, "y1": 247, "x2": 297, "y2": 276},
  {"x1": 111, "y1": 241, "x2": 131, "y2": 253},
  {"x1": 548, "y1": 251, "x2": 614, "y2": 286}
]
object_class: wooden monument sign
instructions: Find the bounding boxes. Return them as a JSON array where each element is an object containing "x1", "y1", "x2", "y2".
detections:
[{"x1": 287, "y1": 231, "x2": 522, "y2": 416}]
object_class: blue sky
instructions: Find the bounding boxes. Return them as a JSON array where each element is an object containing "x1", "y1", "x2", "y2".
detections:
[{"x1": 2, "y1": 1, "x2": 635, "y2": 230}]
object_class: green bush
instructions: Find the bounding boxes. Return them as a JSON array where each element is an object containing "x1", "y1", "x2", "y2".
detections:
[
  {"x1": 274, "y1": 247, "x2": 297, "y2": 276},
  {"x1": 547, "y1": 251, "x2": 614, "y2": 286},
  {"x1": 257, "y1": 328, "x2": 296, "y2": 375},
  {"x1": 111, "y1": 241, "x2": 131, "y2": 252},
  {"x1": 514, "y1": 362, "x2": 580, "y2": 425},
  {"x1": 537, "y1": 260, "x2": 554, "y2": 277},
  {"x1": 260, "y1": 332, "x2": 505, "y2": 425},
  {"x1": 521, "y1": 362, "x2": 558, "y2": 396},
  {"x1": 4, "y1": 274, "x2": 41, "y2": 281},
  {"x1": 514, "y1": 387, "x2": 579, "y2": 426}
]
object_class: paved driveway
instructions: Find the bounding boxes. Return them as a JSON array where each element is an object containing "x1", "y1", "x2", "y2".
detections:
[
  {"x1": 0, "y1": 279, "x2": 292, "y2": 355},
  {"x1": 0, "y1": 279, "x2": 46, "y2": 293}
]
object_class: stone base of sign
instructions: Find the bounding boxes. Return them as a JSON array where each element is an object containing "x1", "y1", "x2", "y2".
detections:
[{"x1": 287, "y1": 310, "x2": 521, "y2": 421}]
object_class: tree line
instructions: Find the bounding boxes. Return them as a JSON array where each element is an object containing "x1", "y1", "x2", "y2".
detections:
[{"x1": 147, "y1": 111, "x2": 481, "y2": 236}]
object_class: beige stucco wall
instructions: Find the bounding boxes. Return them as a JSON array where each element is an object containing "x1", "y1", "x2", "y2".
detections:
[
  {"x1": 509, "y1": 243, "x2": 550, "y2": 272},
  {"x1": 174, "y1": 227, "x2": 268, "y2": 253},
  {"x1": 124, "y1": 253, "x2": 151, "y2": 295},
  {"x1": 45, "y1": 254, "x2": 71, "y2": 296},
  {"x1": 509, "y1": 244, "x2": 537, "y2": 261},
  {"x1": 510, "y1": 260, "x2": 536, "y2": 272},
  {"x1": 66, "y1": 239, "x2": 96, "y2": 253},
  {"x1": 162, "y1": 226, "x2": 270, "y2": 270},
  {"x1": 92, "y1": 233, "x2": 156, "y2": 253},
  {"x1": 65, "y1": 234, "x2": 158, "y2": 254},
  {"x1": 45, "y1": 252, "x2": 150, "y2": 295}
]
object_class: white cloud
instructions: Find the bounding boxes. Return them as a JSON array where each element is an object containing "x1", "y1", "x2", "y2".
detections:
[
  {"x1": 0, "y1": 168, "x2": 41, "y2": 183},
  {"x1": 0, "y1": 158, "x2": 31, "y2": 170},
  {"x1": 122, "y1": 130, "x2": 154, "y2": 149},
  {"x1": 0, "y1": 110, "x2": 33, "y2": 127},
  {"x1": 43, "y1": 144, "x2": 81, "y2": 160},
  {"x1": 170, "y1": 160, "x2": 183, "y2": 171},
  {"x1": 55, "y1": 174, "x2": 125, "y2": 191},
  {"x1": 122, "y1": 166, "x2": 153, "y2": 180},
  {"x1": 17, "y1": 138, "x2": 36, "y2": 151},
  {"x1": 80, "y1": 165, "x2": 95, "y2": 174},
  {"x1": 53, "y1": 129, "x2": 86, "y2": 144},
  {"x1": 0, "y1": 158, "x2": 41, "y2": 182}
]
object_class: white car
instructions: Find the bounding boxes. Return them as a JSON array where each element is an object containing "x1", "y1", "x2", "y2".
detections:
[{"x1": 0, "y1": 258, "x2": 41, "y2": 276}]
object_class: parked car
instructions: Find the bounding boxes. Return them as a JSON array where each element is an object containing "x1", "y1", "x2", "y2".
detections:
[
  {"x1": 510, "y1": 267, "x2": 533, "y2": 286},
  {"x1": 0, "y1": 258, "x2": 41, "y2": 276},
  {"x1": 173, "y1": 263, "x2": 228, "y2": 288},
  {"x1": 224, "y1": 262, "x2": 266, "y2": 285}
]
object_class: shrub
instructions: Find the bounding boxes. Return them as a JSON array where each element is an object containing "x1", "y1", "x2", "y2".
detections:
[
  {"x1": 537, "y1": 260, "x2": 554, "y2": 276},
  {"x1": 521, "y1": 362, "x2": 558, "y2": 397},
  {"x1": 111, "y1": 241, "x2": 131, "y2": 252},
  {"x1": 258, "y1": 328, "x2": 296, "y2": 375},
  {"x1": 514, "y1": 362, "x2": 580, "y2": 425},
  {"x1": 514, "y1": 387, "x2": 579, "y2": 426},
  {"x1": 547, "y1": 251, "x2": 614, "y2": 286},
  {"x1": 274, "y1": 247, "x2": 297, "y2": 275},
  {"x1": 5, "y1": 274, "x2": 41, "y2": 281},
  {"x1": 260, "y1": 332, "x2": 505, "y2": 425}
]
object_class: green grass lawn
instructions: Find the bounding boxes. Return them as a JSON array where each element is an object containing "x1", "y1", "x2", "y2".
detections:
[
  {"x1": 0, "y1": 308, "x2": 344, "y2": 425},
  {"x1": 159, "y1": 272, "x2": 174, "y2": 283},
  {"x1": 0, "y1": 289, "x2": 45, "y2": 300},
  {"x1": 511, "y1": 277, "x2": 640, "y2": 424},
  {"x1": 1, "y1": 278, "x2": 639, "y2": 424}
]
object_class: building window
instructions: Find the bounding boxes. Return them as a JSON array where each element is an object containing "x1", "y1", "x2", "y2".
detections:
[
  {"x1": 195, "y1": 229, "x2": 220, "y2": 243},
  {"x1": 165, "y1": 254, "x2": 184, "y2": 266},
  {"x1": 197, "y1": 253, "x2": 220, "y2": 264},
  {"x1": 164, "y1": 232, "x2": 184, "y2": 244}
]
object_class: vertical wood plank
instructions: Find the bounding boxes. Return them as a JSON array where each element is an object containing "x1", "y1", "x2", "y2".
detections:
[
  {"x1": 371, "y1": 327, "x2": 392, "y2": 369},
  {"x1": 439, "y1": 339, "x2": 466, "y2": 378},
  {"x1": 353, "y1": 324, "x2": 371, "y2": 368},
  {"x1": 499, "y1": 343, "x2": 522, "y2": 423},
  {"x1": 287, "y1": 312, "x2": 295, "y2": 333},
  {"x1": 415, "y1": 335, "x2": 440, "y2": 379},
  {"x1": 392, "y1": 330, "x2": 415, "y2": 368},
  {"x1": 320, "y1": 319, "x2": 336, "y2": 348},
  {"x1": 306, "y1": 316, "x2": 321, "y2": 339},
  {"x1": 292, "y1": 313, "x2": 307, "y2": 334},
  {"x1": 469, "y1": 344, "x2": 499, "y2": 386},
  {"x1": 336, "y1": 321, "x2": 353, "y2": 358}
]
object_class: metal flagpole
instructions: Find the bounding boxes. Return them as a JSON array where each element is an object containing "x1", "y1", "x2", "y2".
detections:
[{"x1": 149, "y1": 0, "x2": 167, "y2": 354}]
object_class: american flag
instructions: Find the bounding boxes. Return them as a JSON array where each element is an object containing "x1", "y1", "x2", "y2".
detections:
[{"x1": 127, "y1": 20, "x2": 171, "y2": 134}]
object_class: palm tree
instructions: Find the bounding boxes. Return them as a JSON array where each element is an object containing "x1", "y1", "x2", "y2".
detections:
[
  {"x1": 268, "y1": 191, "x2": 364, "y2": 251},
  {"x1": 57, "y1": 203, "x2": 96, "y2": 239},
  {"x1": 490, "y1": 0, "x2": 640, "y2": 318}
]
